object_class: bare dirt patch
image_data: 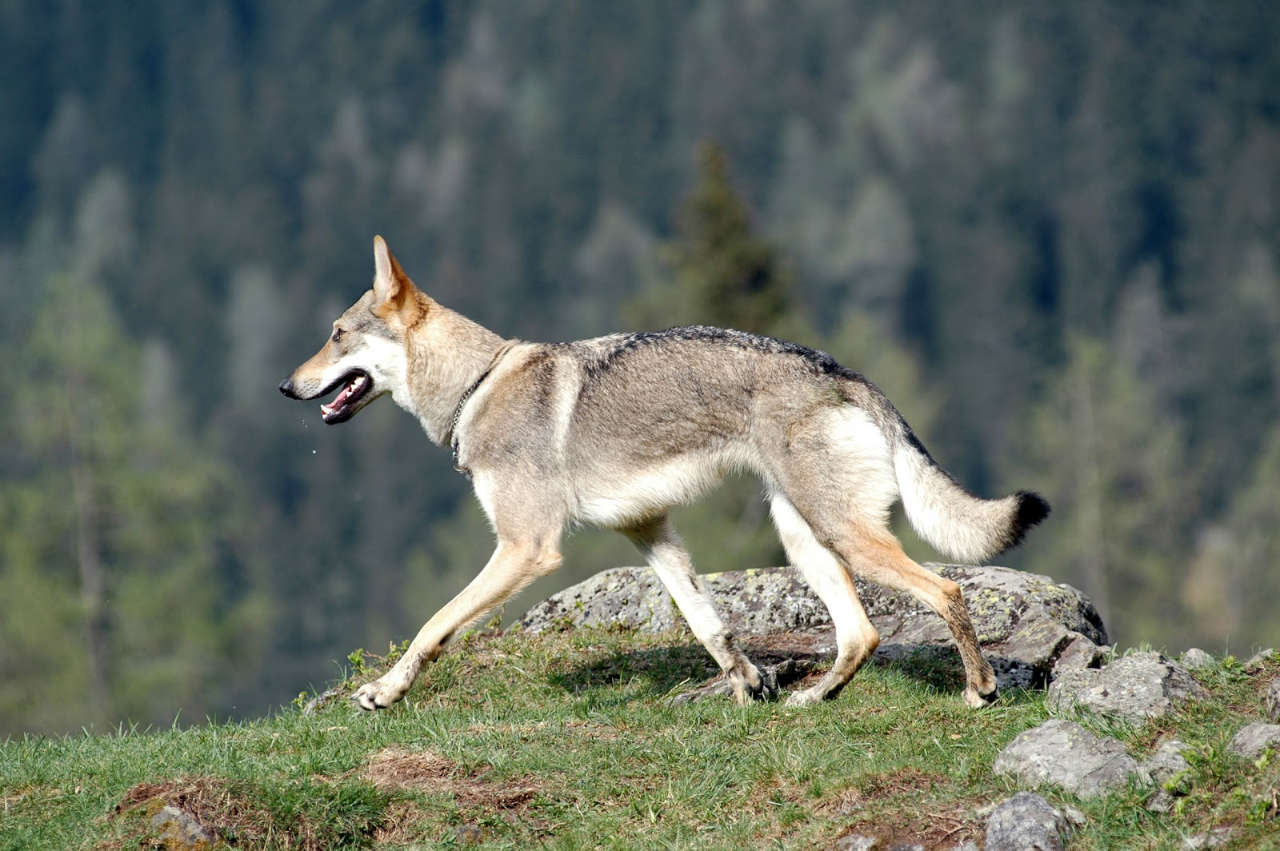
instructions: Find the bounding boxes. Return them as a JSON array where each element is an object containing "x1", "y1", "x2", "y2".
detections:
[
  {"x1": 359, "y1": 747, "x2": 547, "y2": 846},
  {"x1": 821, "y1": 766, "x2": 945, "y2": 818},
  {"x1": 835, "y1": 807, "x2": 981, "y2": 850},
  {"x1": 823, "y1": 768, "x2": 982, "y2": 849},
  {"x1": 360, "y1": 746, "x2": 542, "y2": 816}
]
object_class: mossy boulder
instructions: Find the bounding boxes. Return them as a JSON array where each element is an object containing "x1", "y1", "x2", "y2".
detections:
[{"x1": 518, "y1": 564, "x2": 1108, "y2": 690}]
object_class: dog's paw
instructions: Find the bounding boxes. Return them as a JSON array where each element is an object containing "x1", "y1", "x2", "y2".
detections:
[
  {"x1": 963, "y1": 685, "x2": 999, "y2": 709},
  {"x1": 351, "y1": 675, "x2": 409, "y2": 711},
  {"x1": 784, "y1": 686, "x2": 824, "y2": 707}
]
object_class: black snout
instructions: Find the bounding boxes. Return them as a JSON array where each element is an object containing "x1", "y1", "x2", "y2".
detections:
[{"x1": 279, "y1": 377, "x2": 298, "y2": 398}]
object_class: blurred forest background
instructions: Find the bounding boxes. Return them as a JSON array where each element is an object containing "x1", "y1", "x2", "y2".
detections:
[{"x1": 2, "y1": 1, "x2": 1278, "y2": 736}]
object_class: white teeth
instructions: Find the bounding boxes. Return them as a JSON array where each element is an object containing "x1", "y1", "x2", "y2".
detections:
[{"x1": 319, "y1": 375, "x2": 366, "y2": 420}]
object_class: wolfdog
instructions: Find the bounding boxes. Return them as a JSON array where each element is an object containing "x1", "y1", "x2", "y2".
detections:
[{"x1": 280, "y1": 237, "x2": 1048, "y2": 711}]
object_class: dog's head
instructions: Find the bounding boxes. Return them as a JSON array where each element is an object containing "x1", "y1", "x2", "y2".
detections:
[{"x1": 279, "y1": 236, "x2": 428, "y2": 424}]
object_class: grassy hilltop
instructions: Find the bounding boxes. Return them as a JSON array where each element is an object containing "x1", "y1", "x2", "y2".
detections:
[{"x1": 1, "y1": 626, "x2": 1277, "y2": 849}]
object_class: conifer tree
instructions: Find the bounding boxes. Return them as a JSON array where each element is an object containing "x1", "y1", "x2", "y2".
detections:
[
  {"x1": 0, "y1": 263, "x2": 268, "y2": 735},
  {"x1": 627, "y1": 142, "x2": 792, "y2": 336},
  {"x1": 1002, "y1": 337, "x2": 1192, "y2": 648}
]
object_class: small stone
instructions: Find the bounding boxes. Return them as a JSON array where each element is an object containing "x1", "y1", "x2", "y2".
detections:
[
  {"x1": 971, "y1": 801, "x2": 997, "y2": 819},
  {"x1": 994, "y1": 719, "x2": 1148, "y2": 798},
  {"x1": 985, "y1": 792, "x2": 1079, "y2": 851},
  {"x1": 1141, "y1": 739, "x2": 1191, "y2": 812},
  {"x1": 1142, "y1": 738, "x2": 1190, "y2": 786},
  {"x1": 1051, "y1": 634, "x2": 1108, "y2": 677},
  {"x1": 1145, "y1": 788, "x2": 1175, "y2": 813},
  {"x1": 1048, "y1": 651, "x2": 1208, "y2": 721},
  {"x1": 302, "y1": 686, "x2": 343, "y2": 714},
  {"x1": 454, "y1": 822, "x2": 483, "y2": 844},
  {"x1": 1245, "y1": 648, "x2": 1276, "y2": 672},
  {"x1": 1264, "y1": 677, "x2": 1280, "y2": 722},
  {"x1": 150, "y1": 805, "x2": 213, "y2": 846},
  {"x1": 1226, "y1": 722, "x2": 1280, "y2": 760},
  {"x1": 1180, "y1": 648, "x2": 1214, "y2": 670},
  {"x1": 1182, "y1": 827, "x2": 1232, "y2": 849},
  {"x1": 835, "y1": 835, "x2": 879, "y2": 851},
  {"x1": 1058, "y1": 804, "x2": 1086, "y2": 829}
]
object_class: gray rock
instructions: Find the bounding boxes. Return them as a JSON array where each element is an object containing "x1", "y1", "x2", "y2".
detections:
[
  {"x1": 1145, "y1": 788, "x2": 1176, "y2": 814},
  {"x1": 1052, "y1": 633, "x2": 1110, "y2": 676},
  {"x1": 1264, "y1": 677, "x2": 1280, "y2": 722},
  {"x1": 984, "y1": 792, "x2": 1079, "y2": 851},
  {"x1": 519, "y1": 564, "x2": 1108, "y2": 690},
  {"x1": 1182, "y1": 828, "x2": 1232, "y2": 849},
  {"x1": 835, "y1": 835, "x2": 879, "y2": 851},
  {"x1": 302, "y1": 686, "x2": 343, "y2": 714},
  {"x1": 993, "y1": 719, "x2": 1148, "y2": 798},
  {"x1": 1226, "y1": 722, "x2": 1280, "y2": 760},
  {"x1": 1047, "y1": 652, "x2": 1209, "y2": 721},
  {"x1": 1245, "y1": 648, "x2": 1276, "y2": 672},
  {"x1": 150, "y1": 805, "x2": 213, "y2": 846},
  {"x1": 1180, "y1": 648, "x2": 1214, "y2": 670},
  {"x1": 1057, "y1": 803, "x2": 1087, "y2": 829},
  {"x1": 1142, "y1": 738, "x2": 1190, "y2": 813},
  {"x1": 1143, "y1": 738, "x2": 1190, "y2": 785}
]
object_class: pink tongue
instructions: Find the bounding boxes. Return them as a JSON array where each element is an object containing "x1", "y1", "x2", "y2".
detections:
[
  {"x1": 321, "y1": 379, "x2": 358, "y2": 417},
  {"x1": 332, "y1": 381, "x2": 355, "y2": 406}
]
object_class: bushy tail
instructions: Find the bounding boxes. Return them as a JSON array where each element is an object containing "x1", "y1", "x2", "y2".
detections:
[{"x1": 892, "y1": 429, "x2": 1049, "y2": 564}]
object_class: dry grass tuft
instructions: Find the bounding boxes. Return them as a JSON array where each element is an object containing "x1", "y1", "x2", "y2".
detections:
[
  {"x1": 361, "y1": 746, "x2": 540, "y2": 810},
  {"x1": 110, "y1": 777, "x2": 279, "y2": 848},
  {"x1": 360, "y1": 747, "x2": 459, "y2": 792}
]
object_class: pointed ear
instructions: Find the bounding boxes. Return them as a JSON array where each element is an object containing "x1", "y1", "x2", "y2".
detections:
[
  {"x1": 371, "y1": 236, "x2": 428, "y2": 322},
  {"x1": 372, "y1": 235, "x2": 403, "y2": 306}
]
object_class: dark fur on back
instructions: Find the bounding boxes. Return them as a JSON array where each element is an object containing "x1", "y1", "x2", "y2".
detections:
[
  {"x1": 584, "y1": 325, "x2": 864, "y2": 382},
  {"x1": 587, "y1": 325, "x2": 906, "y2": 417}
]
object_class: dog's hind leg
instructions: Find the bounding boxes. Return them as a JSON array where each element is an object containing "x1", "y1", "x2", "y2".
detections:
[
  {"x1": 831, "y1": 529, "x2": 997, "y2": 709},
  {"x1": 768, "y1": 408, "x2": 997, "y2": 709},
  {"x1": 352, "y1": 535, "x2": 562, "y2": 710},
  {"x1": 624, "y1": 516, "x2": 766, "y2": 705},
  {"x1": 769, "y1": 493, "x2": 881, "y2": 706}
]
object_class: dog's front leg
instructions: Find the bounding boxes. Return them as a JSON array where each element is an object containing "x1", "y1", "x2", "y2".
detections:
[{"x1": 352, "y1": 538, "x2": 562, "y2": 710}]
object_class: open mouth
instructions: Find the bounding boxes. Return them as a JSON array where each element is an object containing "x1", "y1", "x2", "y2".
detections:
[{"x1": 319, "y1": 370, "x2": 372, "y2": 424}]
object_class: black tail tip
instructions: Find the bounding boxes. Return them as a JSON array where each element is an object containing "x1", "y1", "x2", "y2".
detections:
[
  {"x1": 1014, "y1": 490, "x2": 1051, "y2": 534},
  {"x1": 993, "y1": 491, "x2": 1050, "y2": 557}
]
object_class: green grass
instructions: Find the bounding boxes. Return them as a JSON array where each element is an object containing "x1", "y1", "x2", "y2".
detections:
[{"x1": 1, "y1": 630, "x2": 1276, "y2": 849}]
